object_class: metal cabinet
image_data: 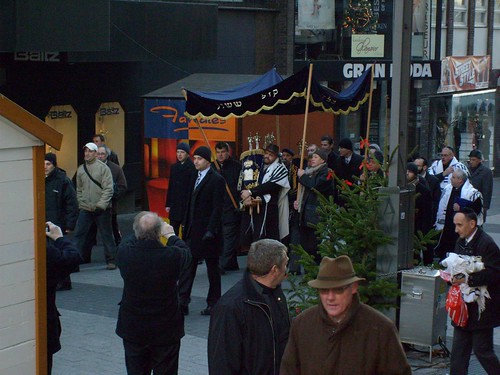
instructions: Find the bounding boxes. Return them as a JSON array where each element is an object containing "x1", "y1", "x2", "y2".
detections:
[{"x1": 399, "y1": 267, "x2": 448, "y2": 361}]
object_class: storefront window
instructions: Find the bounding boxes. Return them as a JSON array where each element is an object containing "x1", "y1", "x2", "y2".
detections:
[
  {"x1": 474, "y1": 0, "x2": 487, "y2": 27},
  {"x1": 454, "y1": 0, "x2": 468, "y2": 27},
  {"x1": 430, "y1": 89, "x2": 496, "y2": 168},
  {"x1": 495, "y1": 0, "x2": 500, "y2": 28}
]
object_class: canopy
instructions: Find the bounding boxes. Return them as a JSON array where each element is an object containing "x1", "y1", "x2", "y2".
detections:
[{"x1": 184, "y1": 66, "x2": 372, "y2": 120}]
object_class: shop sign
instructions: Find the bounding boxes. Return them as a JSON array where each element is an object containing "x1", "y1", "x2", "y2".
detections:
[
  {"x1": 342, "y1": 62, "x2": 435, "y2": 79},
  {"x1": 14, "y1": 52, "x2": 61, "y2": 62},
  {"x1": 351, "y1": 35, "x2": 384, "y2": 58},
  {"x1": 437, "y1": 56, "x2": 491, "y2": 93}
]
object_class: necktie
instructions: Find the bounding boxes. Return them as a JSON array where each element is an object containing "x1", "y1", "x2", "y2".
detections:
[{"x1": 194, "y1": 172, "x2": 202, "y2": 189}]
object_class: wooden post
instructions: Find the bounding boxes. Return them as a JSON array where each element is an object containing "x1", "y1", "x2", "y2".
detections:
[{"x1": 297, "y1": 64, "x2": 314, "y2": 213}]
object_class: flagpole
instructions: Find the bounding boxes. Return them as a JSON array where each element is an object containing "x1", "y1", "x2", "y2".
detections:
[
  {"x1": 194, "y1": 117, "x2": 239, "y2": 209},
  {"x1": 297, "y1": 63, "x2": 314, "y2": 213},
  {"x1": 364, "y1": 66, "x2": 375, "y2": 161}
]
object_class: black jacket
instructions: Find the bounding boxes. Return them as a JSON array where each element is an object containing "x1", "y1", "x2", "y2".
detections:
[
  {"x1": 208, "y1": 271, "x2": 290, "y2": 375},
  {"x1": 47, "y1": 237, "x2": 83, "y2": 354},
  {"x1": 184, "y1": 167, "x2": 225, "y2": 258},
  {"x1": 334, "y1": 152, "x2": 364, "y2": 184},
  {"x1": 212, "y1": 157, "x2": 241, "y2": 216},
  {"x1": 166, "y1": 158, "x2": 196, "y2": 222},
  {"x1": 453, "y1": 227, "x2": 500, "y2": 330},
  {"x1": 115, "y1": 234, "x2": 191, "y2": 345},
  {"x1": 45, "y1": 168, "x2": 79, "y2": 231},
  {"x1": 424, "y1": 172, "x2": 441, "y2": 223},
  {"x1": 468, "y1": 163, "x2": 493, "y2": 209},
  {"x1": 298, "y1": 164, "x2": 334, "y2": 226}
]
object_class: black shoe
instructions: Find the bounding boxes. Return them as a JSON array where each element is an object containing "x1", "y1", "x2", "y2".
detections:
[
  {"x1": 181, "y1": 305, "x2": 189, "y2": 316},
  {"x1": 223, "y1": 265, "x2": 240, "y2": 272},
  {"x1": 200, "y1": 306, "x2": 213, "y2": 316},
  {"x1": 56, "y1": 281, "x2": 72, "y2": 291}
]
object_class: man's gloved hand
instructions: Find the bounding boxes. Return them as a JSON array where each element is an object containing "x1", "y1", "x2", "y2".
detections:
[
  {"x1": 94, "y1": 207, "x2": 105, "y2": 215},
  {"x1": 202, "y1": 231, "x2": 215, "y2": 241}
]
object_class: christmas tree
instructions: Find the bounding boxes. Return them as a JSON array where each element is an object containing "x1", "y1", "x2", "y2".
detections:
[
  {"x1": 287, "y1": 153, "x2": 401, "y2": 315},
  {"x1": 343, "y1": 0, "x2": 379, "y2": 34}
]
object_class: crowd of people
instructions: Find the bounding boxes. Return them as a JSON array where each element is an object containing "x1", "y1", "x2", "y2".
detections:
[{"x1": 43, "y1": 135, "x2": 499, "y2": 375}]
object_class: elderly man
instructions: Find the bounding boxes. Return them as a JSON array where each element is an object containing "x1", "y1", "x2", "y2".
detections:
[
  {"x1": 93, "y1": 133, "x2": 120, "y2": 165},
  {"x1": 116, "y1": 211, "x2": 191, "y2": 375},
  {"x1": 240, "y1": 144, "x2": 290, "y2": 242},
  {"x1": 72, "y1": 142, "x2": 117, "y2": 269},
  {"x1": 429, "y1": 146, "x2": 468, "y2": 191},
  {"x1": 208, "y1": 239, "x2": 290, "y2": 375},
  {"x1": 450, "y1": 208, "x2": 500, "y2": 375},
  {"x1": 434, "y1": 169, "x2": 483, "y2": 260},
  {"x1": 468, "y1": 149, "x2": 493, "y2": 222},
  {"x1": 280, "y1": 255, "x2": 411, "y2": 375}
]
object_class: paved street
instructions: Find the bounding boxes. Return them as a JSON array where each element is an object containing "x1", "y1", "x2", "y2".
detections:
[{"x1": 52, "y1": 178, "x2": 500, "y2": 375}]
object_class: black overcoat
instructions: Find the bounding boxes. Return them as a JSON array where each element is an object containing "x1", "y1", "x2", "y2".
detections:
[
  {"x1": 115, "y1": 234, "x2": 191, "y2": 345},
  {"x1": 166, "y1": 159, "x2": 196, "y2": 222},
  {"x1": 184, "y1": 167, "x2": 225, "y2": 258}
]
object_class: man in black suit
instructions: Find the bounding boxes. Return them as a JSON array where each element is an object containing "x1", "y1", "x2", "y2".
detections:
[
  {"x1": 320, "y1": 134, "x2": 339, "y2": 170},
  {"x1": 334, "y1": 138, "x2": 363, "y2": 204},
  {"x1": 213, "y1": 141, "x2": 242, "y2": 272},
  {"x1": 115, "y1": 211, "x2": 191, "y2": 375},
  {"x1": 179, "y1": 146, "x2": 225, "y2": 316},
  {"x1": 166, "y1": 142, "x2": 196, "y2": 236},
  {"x1": 414, "y1": 157, "x2": 441, "y2": 224},
  {"x1": 468, "y1": 149, "x2": 493, "y2": 222}
]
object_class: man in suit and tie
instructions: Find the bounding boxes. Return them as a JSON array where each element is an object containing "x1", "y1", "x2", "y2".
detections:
[
  {"x1": 334, "y1": 138, "x2": 363, "y2": 204},
  {"x1": 179, "y1": 146, "x2": 225, "y2": 316}
]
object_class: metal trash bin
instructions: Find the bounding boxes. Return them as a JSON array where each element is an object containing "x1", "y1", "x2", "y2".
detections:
[{"x1": 399, "y1": 267, "x2": 448, "y2": 361}]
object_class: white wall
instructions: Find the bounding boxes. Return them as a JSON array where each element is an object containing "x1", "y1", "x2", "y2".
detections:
[{"x1": 0, "y1": 119, "x2": 38, "y2": 374}]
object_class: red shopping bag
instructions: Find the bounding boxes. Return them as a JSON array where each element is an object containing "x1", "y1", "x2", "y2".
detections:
[{"x1": 446, "y1": 284, "x2": 468, "y2": 327}]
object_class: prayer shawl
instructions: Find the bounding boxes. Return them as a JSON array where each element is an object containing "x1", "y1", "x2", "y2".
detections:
[
  {"x1": 260, "y1": 159, "x2": 290, "y2": 239},
  {"x1": 435, "y1": 180, "x2": 483, "y2": 230},
  {"x1": 429, "y1": 157, "x2": 469, "y2": 191}
]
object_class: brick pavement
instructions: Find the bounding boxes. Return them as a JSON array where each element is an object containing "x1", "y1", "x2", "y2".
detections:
[{"x1": 52, "y1": 178, "x2": 500, "y2": 374}]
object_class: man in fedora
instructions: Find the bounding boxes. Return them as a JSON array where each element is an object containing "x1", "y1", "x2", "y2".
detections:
[
  {"x1": 280, "y1": 255, "x2": 411, "y2": 375},
  {"x1": 240, "y1": 143, "x2": 290, "y2": 242}
]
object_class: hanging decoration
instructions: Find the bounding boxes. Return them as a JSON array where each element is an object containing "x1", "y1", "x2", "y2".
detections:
[{"x1": 342, "y1": 0, "x2": 378, "y2": 34}]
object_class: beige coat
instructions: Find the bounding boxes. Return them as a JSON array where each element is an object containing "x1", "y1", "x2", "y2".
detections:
[
  {"x1": 280, "y1": 295, "x2": 411, "y2": 375},
  {"x1": 76, "y1": 158, "x2": 114, "y2": 211}
]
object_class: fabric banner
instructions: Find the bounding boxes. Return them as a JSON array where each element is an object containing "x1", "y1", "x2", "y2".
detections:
[
  {"x1": 437, "y1": 56, "x2": 491, "y2": 94},
  {"x1": 297, "y1": 0, "x2": 335, "y2": 30},
  {"x1": 185, "y1": 66, "x2": 372, "y2": 120}
]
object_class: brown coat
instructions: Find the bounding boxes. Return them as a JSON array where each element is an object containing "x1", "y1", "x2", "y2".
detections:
[{"x1": 280, "y1": 295, "x2": 411, "y2": 375}]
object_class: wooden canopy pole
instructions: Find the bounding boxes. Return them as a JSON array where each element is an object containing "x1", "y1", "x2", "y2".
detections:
[{"x1": 296, "y1": 63, "x2": 314, "y2": 213}]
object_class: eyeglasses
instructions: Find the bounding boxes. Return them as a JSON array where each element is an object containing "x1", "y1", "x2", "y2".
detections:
[{"x1": 319, "y1": 284, "x2": 352, "y2": 295}]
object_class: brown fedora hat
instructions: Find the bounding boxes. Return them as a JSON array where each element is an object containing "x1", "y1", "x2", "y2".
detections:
[{"x1": 308, "y1": 256, "x2": 365, "y2": 289}]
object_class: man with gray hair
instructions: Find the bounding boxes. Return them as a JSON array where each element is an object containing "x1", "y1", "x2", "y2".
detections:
[
  {"x1": 208, "y1": 239, "x2": 290, "y2": 375},
  {"x1": 115, "y1": 211, "x2": 191, "y2": 375},
  {"x1": 434, "y1": 169, "x2": 483, "y2": 260}
]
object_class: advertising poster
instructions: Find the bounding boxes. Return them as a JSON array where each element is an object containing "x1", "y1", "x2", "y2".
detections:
[
  {"x1": 297, "y1": 0, "x2": 335, "y2": 30},
  {"x1": 438, "y1": 56, "x2": 491, "y2": 94},
  {"x1": 95, "y1": 102, "x2": 125, "y2": 164},
  {"x1": 45, "y1": 105, "x2": 78, "y2": 179},
  {"x1": 143, "y1": 98, "x2": 236, "y2": 217}
]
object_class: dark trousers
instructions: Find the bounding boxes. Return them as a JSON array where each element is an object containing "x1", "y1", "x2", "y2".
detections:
[
  {"x1": 219, "y1": 212, "x2": 241, "y2": 270},
  {"x1": 179, "y1": 256, "x2": 221, "y2": 307},
  {"x1": 123, "y1": 339, "x2": 181, "y2": 375},
  {"x1": 450, "y1": 326, "x2": 500, "y2": 375},
  {"x1": 300, "y1": 225, "x2": 321, "y2": 264},
  {"x1": 170, "y1": 219, "x2": 182, "y2": 237},
  {"x1": 73, "y1": 208, "x2": 116, "y2": 263},
  {"x1": 48, "y1": 354, "x2": 53, "y2": 375}
]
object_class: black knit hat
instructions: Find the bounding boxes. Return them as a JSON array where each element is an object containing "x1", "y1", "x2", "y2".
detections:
[
  {"x1": 45, "y1": 153, "x2": 57, "y2": 167},
  {"x1": 313, "y1": 149, "x2": 329, "y2": 162},
  {"x1": 193, "y1": 146, "x2": 211, "y2": 161},
  {"x1": 177, "y1": 142, "x2": 190, "y2": 154},
  {"x1": 338, "y1": 138, "x2": 353, "y2": 151},
  {"x1": 407, "y1": 162, "x2": 418, "y2": 175},
  {"x1": 281, "y1": 148, "x2": 295, "y2": 157},
  {"x1": 469, "y1": 149, "x2": 483, "y2": 159}
]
